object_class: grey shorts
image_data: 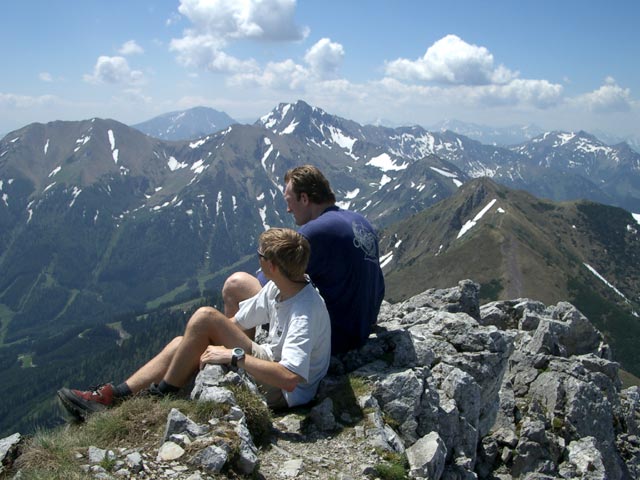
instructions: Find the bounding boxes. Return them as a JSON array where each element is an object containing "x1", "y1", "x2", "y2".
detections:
[{"x1": 251, "y1": 342, "x2": 288, "y2": 410}]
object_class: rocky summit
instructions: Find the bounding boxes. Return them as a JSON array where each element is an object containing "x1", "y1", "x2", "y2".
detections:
[{"x1": 2, "y1": 280, "x2": 639, "y2": 479}]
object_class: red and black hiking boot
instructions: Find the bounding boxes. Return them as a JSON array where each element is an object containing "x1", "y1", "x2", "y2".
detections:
[{"x1": 57, "y1": 383, "x2": 117, "y2": 421}]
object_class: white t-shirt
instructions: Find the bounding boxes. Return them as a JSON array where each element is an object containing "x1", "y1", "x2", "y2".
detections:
[{"x1": 235, "y1": 281, "x2": 331, "y2": 407}]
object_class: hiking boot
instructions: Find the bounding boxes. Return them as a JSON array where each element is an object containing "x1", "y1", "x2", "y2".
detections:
[{"x1": 57, "y1": 383, "x2": 117, "y2": 421}]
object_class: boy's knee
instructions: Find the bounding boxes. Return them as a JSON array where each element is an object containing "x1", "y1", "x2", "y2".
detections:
[
  {"x1": 193, "y1": 306, "x2": 220, "y2": 320},
  {"x1": 187, "y1": 306, "x2": 224, "y2": 330}
]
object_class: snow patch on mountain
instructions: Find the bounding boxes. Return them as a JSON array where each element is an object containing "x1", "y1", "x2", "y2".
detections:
[
  {"x1": 583, "y1": 263, "x2": 628, "y2": 300},
  {"x1": 379, "y1": 251, "x2": 393, "y2": 268},
  {"x1": 259, "y1": 205, "x2": 269, "y2": 230},
  {"x1": 216, "y1": 191, "x2": 223, "y2": 216},
  {"x1": 74, "y1": 135, "x2": 90, "y2": 152},
  {"x1": 344, "y1": 188, "x2": 360, "y2": 200},
  {"x1": 190, "y1": 138, "x2": 207, "y2": 149},
  {"x1": 366, "y1": 153, "x2": 408, "y2": 171},
  {"x1": 557, "y1": 133, "x2": 576, "y2": 146},
  {"x1": 430, "y1": 166, "x2": 457, "y2": 178},
  {"x1": 27, "y1": 200, "x2": 34, "y2": 223},
  {"x1": 167, "y1": 156, "x2": 188, "y2": 171},
  {"x1": 337, "y1": 187, "x2": 360, "y2": 210},
  {"x1": 431, "y1": 165, "x2": 465, "y2": 186},
  {"x1": 107, "y1": 130, "x2": 119, "y2": 164},
  {"x1": 261, "y1": 138, "x2": 273, "y2": 170},
  {"x1": 327, "y1": 125, "x2": 357, "y2": 152},
  {"x1": 190, "y1": 160, "x2": 206, "y2": 175},
  {"x1": 108, "y1": 130, "x2": 115, "y2": 151},
  {"x1": 69, "y1": 186, "x2": 82, "y2": 207},
  {"x1": 457, "y1": 198, "x2": 497, "y2": 239},
  {"x1": 281, "y1": 120, "x2": 299, "y2": 135}
]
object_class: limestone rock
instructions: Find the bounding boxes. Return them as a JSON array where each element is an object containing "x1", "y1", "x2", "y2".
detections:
[
  {"x1": 0, "y1": 433, "x2": 21, "y2": 474},
  {"x1": 406, "y1": 431, "x2": 447, "y2": 479},
  {"x1": 6, "y1": 279, "x2": 640, "y2": 480}
]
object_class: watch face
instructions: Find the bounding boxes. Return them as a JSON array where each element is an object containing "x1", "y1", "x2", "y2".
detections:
[{"x1": 231, "y1": 347, "x2": 245, "y2": 367}]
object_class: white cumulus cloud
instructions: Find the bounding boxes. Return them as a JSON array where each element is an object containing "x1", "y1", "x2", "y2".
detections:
[
  {"x1": 119, "y1": 40, "x2": 144, "y2": 56},
  {"x1": 385, "y1": 34, "x2": 516, "y2": 86},
  {"x1": 177, "y1": 0, "x2": 308, "y2": 41},
  {"x1": 231, "y1": 58, "x2": 308, "y2": 89},
  {"x1": 83, "y1": 56, "x2": 145, "y2": 85},
  {"x1": 577, "y1": 77, "x2": 633, "y2": 113},
  {"x1": 304, "y1": 38, "x2": 344, "y2": 80},
  {"x1": 39, "y1": 72, "x2": 53, "y2": 82},
  {"x1": 170, "y1": 33, "x2": 259, "y2": 73},
  {"x1": 380, "y1": 35, "x2": 563, "y2": 109},
  {"x1": 230, "y1": 38, "x2": 345, "y2": 90},
  {"x1": 472, "y1": 79, "x2": 564, "y2": 108},
  {"x1": 170, "y1": 0, "x2": 309, "y2": 74}
]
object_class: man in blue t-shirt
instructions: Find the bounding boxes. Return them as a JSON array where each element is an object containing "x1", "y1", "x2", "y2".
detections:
[{"x1": 224, "y1": 165, "x2": 385, "y2": 354}]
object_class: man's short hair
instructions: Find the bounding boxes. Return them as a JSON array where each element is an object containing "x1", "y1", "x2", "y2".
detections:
[
  {"x1": 284, "y1": 165, "x2": 336, "y2": 204},
  {"x1": 259, "y1": 228, "x2": 310, "y2": 280}
]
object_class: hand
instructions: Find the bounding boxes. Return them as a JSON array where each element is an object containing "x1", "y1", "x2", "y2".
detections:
[{"x1": 199, "y1": 345, "x2": 231, "y2": 370}]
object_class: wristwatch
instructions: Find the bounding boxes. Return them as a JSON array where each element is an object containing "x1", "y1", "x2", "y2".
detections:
[{"x1": 231, "y1": 347, "x2": 245, "y2": 367}]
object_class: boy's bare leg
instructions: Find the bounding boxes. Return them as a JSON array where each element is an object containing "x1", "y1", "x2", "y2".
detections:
[
  {"x1": 122, "y1": 274, "x2": 261, "y2": 395},
  {"x1": 162, "y1": 306, "x2": 255, "y2": 388},
  {"x1": 124, "y1": 336, "x2": 183, "y2": 393}
]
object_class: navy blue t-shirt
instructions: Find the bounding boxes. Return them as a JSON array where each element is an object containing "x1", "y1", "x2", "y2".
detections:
[{"x1": 298, "y1": 206, "x2": 385, "y2": 354}]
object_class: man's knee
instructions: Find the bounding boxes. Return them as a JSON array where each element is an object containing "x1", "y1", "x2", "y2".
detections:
[{"x1": 222, "y1": 272, "x2": 261, "y2": 316}]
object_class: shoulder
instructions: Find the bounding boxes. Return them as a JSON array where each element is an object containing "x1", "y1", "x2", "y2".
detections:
[
  {"x1": 294, "y1": 284, "x2": 327, "y2": 308},
  {"x1": 300, "y1": 207, "x2": 356, "y2": 236},
  {"x1": 260, "y1": 281, "x2": 279, "y2": 300}
]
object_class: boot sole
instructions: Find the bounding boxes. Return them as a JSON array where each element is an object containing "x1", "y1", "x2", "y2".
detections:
[{"x1": 57, "y1": 388, "x2": 108, "y2": 421}]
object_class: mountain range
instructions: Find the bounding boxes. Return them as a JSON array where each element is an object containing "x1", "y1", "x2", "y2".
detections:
[
  {"x1": 1, "y1": 99, "x2": 639, "y2": 436},
  {"x1": 379, "y1": 177, "x2": 640, "y2": 373},
  {"x1": 427, "y1": 119, "x2": 545, "y2": 146}
]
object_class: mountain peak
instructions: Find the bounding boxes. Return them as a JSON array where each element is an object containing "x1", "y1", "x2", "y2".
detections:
[{"x1": 131, "y1": 107, "x2": 236, "y2": 141}]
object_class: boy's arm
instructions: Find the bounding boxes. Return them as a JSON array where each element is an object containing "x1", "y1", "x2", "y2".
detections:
[{"x1": 199, "y1": 346, "x2": 303, "y2": 392}]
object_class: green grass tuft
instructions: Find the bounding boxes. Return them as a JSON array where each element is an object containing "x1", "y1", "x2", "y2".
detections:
[
  {"x1": 228, "y1": 384, "x2": 273, "y2": 446},
  {"x1": 374, "y1": 451, "x2": 410, "y2": 480}
]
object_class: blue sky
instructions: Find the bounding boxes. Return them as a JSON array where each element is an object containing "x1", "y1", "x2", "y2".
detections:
[{"x1": 1, "y1": 0, "x2": 639, "y2": 140}]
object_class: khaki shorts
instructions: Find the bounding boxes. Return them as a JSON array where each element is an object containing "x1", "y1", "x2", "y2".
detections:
[{"x1": 251, "y1": 342, "x2": 288, "y2": 410}]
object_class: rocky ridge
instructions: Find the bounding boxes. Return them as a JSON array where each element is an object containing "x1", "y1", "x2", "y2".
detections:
[{"x1": 2, "y1": 280, "x2": 639, "y2": 479}]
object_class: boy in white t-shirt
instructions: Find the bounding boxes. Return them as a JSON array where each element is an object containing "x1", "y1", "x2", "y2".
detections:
[{"x1": 58, "y1": 228, "x2": 331, "y2": 419}]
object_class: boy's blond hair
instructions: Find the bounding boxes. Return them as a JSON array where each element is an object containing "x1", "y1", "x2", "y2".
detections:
[{"x1": 259, "y1": 228, "x2": 310, "y2": 280}]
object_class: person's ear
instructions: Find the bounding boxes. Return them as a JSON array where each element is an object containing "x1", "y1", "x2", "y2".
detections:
[
  {"x1": 265, "y1": 258, "x2": 278, "y2": 275},
  {"x1": 300, "y1": 192, "x2": 309, "y2": 205}
]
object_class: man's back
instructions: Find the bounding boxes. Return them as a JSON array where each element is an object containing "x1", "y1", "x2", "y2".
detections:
[{"x1": 299, "y1": 206, "x2": 385, "y2": 354}]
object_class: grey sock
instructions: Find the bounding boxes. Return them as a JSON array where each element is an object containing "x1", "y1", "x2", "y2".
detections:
[
  {"x1": 157, "y1": 380, "x2": 180, "y2": 394},
  {"x1": 114, "y1": 382, "x2": 133, "y2": 398}
]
